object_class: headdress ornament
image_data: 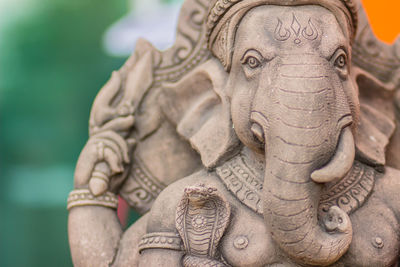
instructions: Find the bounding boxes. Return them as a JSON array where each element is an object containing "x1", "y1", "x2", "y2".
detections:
[{"x1": 206, "y1": 0, "x2": 358, "y2": 70}]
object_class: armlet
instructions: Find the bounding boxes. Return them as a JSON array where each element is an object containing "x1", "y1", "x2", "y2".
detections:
[{"x1": 138, "y1": 232, "x2": 183, "y2": 253}]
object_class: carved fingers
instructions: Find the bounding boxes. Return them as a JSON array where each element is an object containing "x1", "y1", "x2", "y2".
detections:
[
  {"x1": 91, "y1": 113, "x2": 136, "y2": 137},
  {"x1": 74, "y1": 130, "x2": 136, "y2": 195},
  {"x1": 75, "y1": 41, "x2": 157, "y2": 197},
  {"x1": 94, "y1": 131, "x2": 133, "y2": 170}
]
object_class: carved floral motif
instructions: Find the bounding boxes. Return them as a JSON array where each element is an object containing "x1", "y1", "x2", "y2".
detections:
[
  {"x1": 274, "y1": 14, "x2": 319, "y2": 44},
  {"x1": 320, "y1": 161, "x2": 376, "y2": 215},
  {"x1": 216, "y1": 154, "x2": 263, "y2": 214}
]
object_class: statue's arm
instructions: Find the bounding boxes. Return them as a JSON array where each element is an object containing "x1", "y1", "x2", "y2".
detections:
[
  {"x1": 68, "y1": 206, "x2": 122, "y2": 267},
  {"x1": 67, "y1": 40, "x2": 161, "y2": 266},
  {"x1": 137, "y1": 178, "x2": 190, "y2": 267},
  {"x1": 140, "y1": 249, "x2": 183, "y2": 267},
  {"x1": 67, "y1": 118, "x2": 131, "y2": 266},
  {"x1": 69, "y1": 206, "x2": 150, "y2": 267}
]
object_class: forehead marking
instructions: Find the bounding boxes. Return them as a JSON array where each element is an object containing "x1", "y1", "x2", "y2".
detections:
[{"x1": 274, "y1": 13, "x2": 318, "y2": 44}]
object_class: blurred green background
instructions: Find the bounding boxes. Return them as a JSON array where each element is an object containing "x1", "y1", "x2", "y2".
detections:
[{"x1": 0, "y1": 0, "x2": 181, "y2": 266}]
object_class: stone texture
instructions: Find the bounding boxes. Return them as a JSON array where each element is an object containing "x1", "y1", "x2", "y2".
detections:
[{"x1": 68, "y1": 0, "x2": 400, "y2": 266}]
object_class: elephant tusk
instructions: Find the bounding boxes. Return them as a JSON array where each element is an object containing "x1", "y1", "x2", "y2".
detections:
[
  {"x1": 250, "y1": 111, "x2": 269, "y2": 143},
  {"x1": 251, "y1": 123, "x2": 264, "y2": 143},
  {"x1": 311, "y1": 127, "x2": 355, "y2": 183}
]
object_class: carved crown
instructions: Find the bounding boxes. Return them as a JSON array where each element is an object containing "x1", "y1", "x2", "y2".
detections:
[{"x1": 206, "y1": 0, "x2": 358, "y2": 70}]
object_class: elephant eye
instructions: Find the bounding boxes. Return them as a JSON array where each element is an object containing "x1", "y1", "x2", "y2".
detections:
[
  {"x1": 331, "y1": 48, "x2": 349, "y2": 79},
  {"x1": 335, "y1": 54, "x2": 347, "y2": 69},
  {"x1": 241, "y1": 49, "x2": 264, "y2": 70},
  {"x1": 245, "y1": 56, "x2": 261, "y2": 69}
]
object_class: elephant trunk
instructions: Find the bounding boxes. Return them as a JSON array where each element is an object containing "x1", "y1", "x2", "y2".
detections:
[
  {"x1": 261, "y1": 127, "x2": 353, "y2": 266},
  {"x1": 251, "y1": 58, "x2": 354, "y2": 266}
]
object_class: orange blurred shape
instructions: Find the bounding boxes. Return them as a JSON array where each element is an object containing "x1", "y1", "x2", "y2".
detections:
[{"x1": 362, "y1": 0, "x2": 400, "y2": 44}]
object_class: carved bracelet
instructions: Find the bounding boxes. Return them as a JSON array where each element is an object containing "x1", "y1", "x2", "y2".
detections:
[
  {"x1": 67, "y1": 189, "x2": 118, "y2": 210},
  {"x1": 138, "y1": 232, "x2": 183, "y2": 253}
]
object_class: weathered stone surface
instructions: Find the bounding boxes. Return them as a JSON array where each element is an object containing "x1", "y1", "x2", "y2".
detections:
[{"x1": 68, "y1": 0, "x2": 400, "y2": 266}]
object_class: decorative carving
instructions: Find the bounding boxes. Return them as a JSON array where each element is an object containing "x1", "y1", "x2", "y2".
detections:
[
  {"x1": 233, "y1": 236, "x2": 249, "y2": 250},
  {"x1": 206, "y1": 0, "x2": 358, "y2": 43},
  {"x1": 119, "y1": 157, "x2": 166, "y2": 214},
  {"x1": 67, "y1": 189, "x2": 118, "y2": 210},
  {"x1": 290, "y1": 14, "x2": 301, "y2": 37},
  {"x1": 371, "y1": 237, "x2": 384, "y2": 249},
  {"x1": 217, "y1": 153, "x2": 376, "y2": 218},
  {"x1": 138, "y1": 232, "x2": 183, "y2": 253},
  {"x1": 274, "y1": 14, "x2": 319, "y2": 44},
  {"x1": 153, "y1": 0, "x2": 210, "y2": 86},
  {"x1": 274, "y1": 19, "x2": 291, "y2": 41},
  {"x1": 182, "y1": 255, "x2": 229, "y2": 267},
  {"x1": 176, "y1": 184, "x2": 231, "y2": 266},
  {"x1": 216, "y1": 153, "x2": 263, "y2": 214},
  {"x1": 320, "y1": 161, "x2": 376, "y2": 215},
  {"x1": 302, "y1": 18, "x2": 318, "y2": 40}
]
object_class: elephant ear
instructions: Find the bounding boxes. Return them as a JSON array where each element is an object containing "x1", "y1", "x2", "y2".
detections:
[
  {"x1": 351, "y1": 1, "x2": 400, "y2": 170},
  {"x1": 353, "y1": 67, "x2": 396, "y2": 170},
  {"x1": 160, "y1": 58, "x2": 240, "y2": 169}
]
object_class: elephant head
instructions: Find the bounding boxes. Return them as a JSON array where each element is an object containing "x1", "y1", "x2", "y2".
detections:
[
  {"x1": 209, "y1": 3, "x2": 358, "y2": 265},
  {"x1": 223, "y1": 5, "x2": 356, "y2": 266},
  {"x1": 161, "y1": 0, "x2": 393, "y2": 266}
]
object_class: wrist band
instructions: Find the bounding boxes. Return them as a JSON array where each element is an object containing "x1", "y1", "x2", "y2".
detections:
[{"x1": 67, "y1": 189, "x2": 118, "y2": 210}]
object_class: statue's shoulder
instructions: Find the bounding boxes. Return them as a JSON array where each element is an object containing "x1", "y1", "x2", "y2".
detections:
[{"x1": 374, "y1": 167, "x2": 400, "y2": 209}]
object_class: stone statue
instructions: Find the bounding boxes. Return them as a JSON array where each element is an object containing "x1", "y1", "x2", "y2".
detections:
[{"x1": 68, "y1": 0, "x2": 400, "y2": 266}]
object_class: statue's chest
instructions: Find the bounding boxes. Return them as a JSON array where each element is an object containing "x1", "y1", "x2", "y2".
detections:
[
  {"x1": 336, "y1": 200, "x2": 400, "y2": 267},
  {"x1": 219, "y1": 197, "x2": 400, "y2": 267},
  {"x1": 219, "y1": 205, "x2": 286, "y2": 267}
]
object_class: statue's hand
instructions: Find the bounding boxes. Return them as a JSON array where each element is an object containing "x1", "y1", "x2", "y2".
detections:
[
  {"x1": 74, "y1": 124, "x2": 136, "y2": 195},
  {"x1": 74, "y1": 41, "x2": 156, "y2": 196}
]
